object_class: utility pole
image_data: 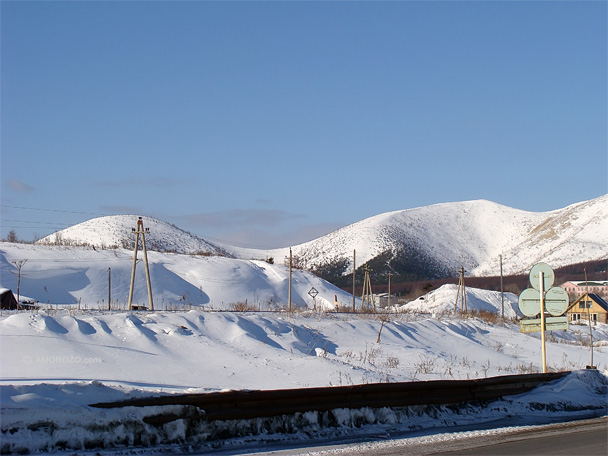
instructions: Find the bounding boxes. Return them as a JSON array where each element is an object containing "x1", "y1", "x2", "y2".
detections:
[
  {"x1": 455, "y1": 266, "x2": 467, "y2": 312},
  {"x1": 585, "y1": 269, "x2": 594, "y2": 368},
  {"x1": 288, "y1": 248, "x2": 292, "y2": 313},
  {"x1": 361, "y1": 264, "x2": 375, "y2": 312},
  {"x1": 352, "y1": 250, "x2": 356, "y2": 312},
  {"x1": 127, "y1": 217, "x2": 154, "y2": 311},
  {"x1": 500, "y1": 254, "x2": 504, "y2": 318},
  {"x1": 388, "y1": 272, "x2": 392, "y2": 309},
  {"x1": 108, "y1": 267, "x2": 111, "y2": 311}
]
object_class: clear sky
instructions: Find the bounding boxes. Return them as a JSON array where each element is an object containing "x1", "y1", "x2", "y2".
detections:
[{"x1": 1, "y1": 1, "x2": 606, "y2": 249}]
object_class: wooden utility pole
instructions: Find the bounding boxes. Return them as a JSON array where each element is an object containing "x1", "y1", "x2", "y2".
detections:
[
  {"x1": 585, "y1": 269, "x2": 594, "y2": 368},
  {"x1": 455, "y1": 266, "x2": 467, "y2": 312},
  {"x1": 108, "y1": 267, "x2": 111, "y2": 311},
  {"x1": 127, "y1": 217, "x2": 154, "y2": 311},
  {"x1": 288, "y1": 248, "x2": 292, "y2": 313},
  {"x1": 352, "y1": 250, "x2": 356, "y2": 312},
  {"x1": 361, "y1": 264, "x2": 375, "y2": 312},
  {"x1": 388, "y1": 272, "x2": 392, "y2": 309},
  {"x1": 500, "y1": 254, "x2": 504, "y2": 318}
]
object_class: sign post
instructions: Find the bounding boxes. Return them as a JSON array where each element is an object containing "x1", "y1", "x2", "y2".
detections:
[
  {"x1": 540, "y1": 271, "x2": 546, "y2": 373},
  {"x1": 308, "y1": 287, "x2": 319, "y2": 311},
  {"x1": 518, "y1": 263, "x2": 568, "y2": 374}
]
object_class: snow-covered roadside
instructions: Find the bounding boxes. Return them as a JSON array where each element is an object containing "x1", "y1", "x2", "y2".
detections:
[
  {"x1": 1, "y1": 370, "x2": 606, "y2": 455},
  {"x1": 1, "y1": 304, "x2": 607, "y2": 454}
]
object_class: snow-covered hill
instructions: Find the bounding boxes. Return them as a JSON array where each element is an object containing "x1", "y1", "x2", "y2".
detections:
[
  {"x1": 474, "y1": 196, "x2": 608, "y2": 276},
  {"x1": 32, "y1": 196, "x2": 608, "y2": 282},
  {"x1": 37, "y1": 215, "x2": 229, "y2": 257},
  {"x1": 244, "y1": 195, "x2": 607, "y2": 279},
  {"x1": 399, "y1": 284, "x2": 522, "y2": 318},
  {"x1": 0, "y1": 243, "x2": 351, "y2": 310}
]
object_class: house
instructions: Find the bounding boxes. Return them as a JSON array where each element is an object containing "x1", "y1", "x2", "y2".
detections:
[
  {"x1": 565, "y1": 293, "x2": 608, "y2": 325},
  {"x1": 0, "y1": 288, "x2": 18, "y2": 310},
  {"x1": 560, "y1": 281, "x2": 608, "y2": 299}
]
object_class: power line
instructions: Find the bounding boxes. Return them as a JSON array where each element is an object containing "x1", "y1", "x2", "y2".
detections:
[
  {"x1": 2, "y1": 219, "x2": 73, "y2": 226},
  {"x1": 0, "y1": 205, "x2": 108, "y2": 217}
]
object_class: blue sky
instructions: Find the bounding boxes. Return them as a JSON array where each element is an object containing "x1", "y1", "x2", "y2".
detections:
[{"x1": 1, "y1": 1, "x2": 606, "y2": 248}]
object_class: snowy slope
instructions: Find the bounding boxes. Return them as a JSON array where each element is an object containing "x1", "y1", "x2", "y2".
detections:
[
  {"x1": 244, "y1": 195, "x2": 607, "y2": 278},
  {"x1": 400, "y1": 284, "x2": 522, "y2": 318},
  {"x1": 30, "y1": 196, "x2": 608, "y2": 281},
  {"x1": 0, "y1": 243, "x2": 351, "y2": 310},
  {"x1": 1, "y1": 307, "x2": 606, "y2": 454},
  {"x1": 37, "y1": 215, "x2": 229, "y2": 256},
  {"x1": 474, "y1": 196, "x2": 608, "y2": 275}
]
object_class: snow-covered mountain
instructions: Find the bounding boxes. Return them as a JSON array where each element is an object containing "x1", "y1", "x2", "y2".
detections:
[
  {"x1": 34, "y1": 196, "x2": 608, "y2": 283},
  {"x1": 248, "y1": 195, "x2": 608, "y2": 281}
]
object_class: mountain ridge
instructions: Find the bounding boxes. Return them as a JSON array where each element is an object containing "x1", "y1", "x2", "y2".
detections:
[{"x1": 36, "y1": 195, "x2": 608, "y2": 282}]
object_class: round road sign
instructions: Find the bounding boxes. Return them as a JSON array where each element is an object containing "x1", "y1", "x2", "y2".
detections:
[
  {"x1": 518, "y1": 287, "x2": 541, "y2": 317},
  {"x1": 545, "y1": 286, "x2": 569, "y2": 316},
  {"x1": 530, "y1": 262, "x2": 555, "y2": 291}
]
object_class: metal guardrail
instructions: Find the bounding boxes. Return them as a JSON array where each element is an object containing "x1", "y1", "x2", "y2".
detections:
[{"x1": 90, "y1": 372, "x2": 569, "y2": 423}]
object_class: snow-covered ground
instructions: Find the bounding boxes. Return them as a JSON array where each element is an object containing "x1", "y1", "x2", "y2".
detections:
[
  {"x1": 0, "y1": 242, "x2": 352, "y2": 311},
  {"x1": 1, "y1": 242, "x2": 607, "y2": 454},
  {"x1": 1, "y1": 294, "x2": 607, "y2": 454}
]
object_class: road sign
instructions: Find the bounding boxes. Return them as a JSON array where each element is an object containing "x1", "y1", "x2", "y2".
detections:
[
  {"x1": 544, "y1": 286, "x2": 569, "y2": 316},
  {"x1": 308, "y1": 287, "x2": 318, "y2": 299},
  {"x1": 520, "y1": 316, "x2": 569, "y2": 333},
  {"x1": 530, "y1": 262, "x2": 555, "y2": 291},
  {"x1": 518, "y1": 288, "x2": 541, "y2": 317}
]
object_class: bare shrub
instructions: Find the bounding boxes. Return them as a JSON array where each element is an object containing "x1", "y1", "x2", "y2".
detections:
[
  {"x1": 384, "y1": 356, "x2": 400, "y2": 369},
  {"x1": 230, "y1": 301, "x2": 258, "y2": 312},
  {"x1": 461, "y1": 309, "x2": 510, "y2": 325},
  {"x1": 414, "y1": 354, "x2": 437, "y2": 375}
]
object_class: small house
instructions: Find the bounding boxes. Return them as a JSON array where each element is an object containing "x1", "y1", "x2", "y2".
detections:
[
  {"x1": 0, "y1": 288, "x2": 19, "y2": 310},
  {"x1": 565, "y1": 293, "x2": 608, "y2": 325}
]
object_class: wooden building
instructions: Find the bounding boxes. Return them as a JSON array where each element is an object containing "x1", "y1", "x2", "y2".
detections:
[
  {"x1": 0, "y1": 288, "x2": 18, "y2": 310},
  {"x1": 565, "y1": 293, "x2": 608, "y2": 325}
]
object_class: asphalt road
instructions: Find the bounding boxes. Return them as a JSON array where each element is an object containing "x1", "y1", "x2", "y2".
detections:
[
  {"x1": 237, "y1": 416, "x2": 607, "y2": 456},
  {"x1": 430, "y1": 417, "x2": 607, "y2": 456}
]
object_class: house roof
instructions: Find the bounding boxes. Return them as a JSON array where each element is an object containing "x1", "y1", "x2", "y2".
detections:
[{"x1": 566, "y1": 293, "x2": 608, "y2": 313}]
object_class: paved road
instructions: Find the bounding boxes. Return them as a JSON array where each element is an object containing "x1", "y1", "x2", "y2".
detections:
[
  {"x1": 431, "y1": 417, "x2": 607, "y2": 456},
  {"x1": 237, "y1": 416, "x2": 607, "y2": 456}
]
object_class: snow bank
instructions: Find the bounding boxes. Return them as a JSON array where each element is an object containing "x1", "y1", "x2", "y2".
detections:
[
  {"x1": 1, "y1": 297, "x2": 606, "y2": 453},
  {"x1": 1, "y1": 370, "x2": 606, "y2": 454},
  {"x1": 0, "y1": 243, "x2": 352, "y2": 310},
  {"x1": 399, "y1": 284, "x2": 521, "y2": 318}
]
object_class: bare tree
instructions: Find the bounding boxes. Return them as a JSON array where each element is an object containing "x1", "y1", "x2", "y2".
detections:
[
  {"x1": 11, "y1": 259, "x2": 28, "y2": 303},
  {"x1": 7, "y1": 230, "x2": 18, "y2": 243}
]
